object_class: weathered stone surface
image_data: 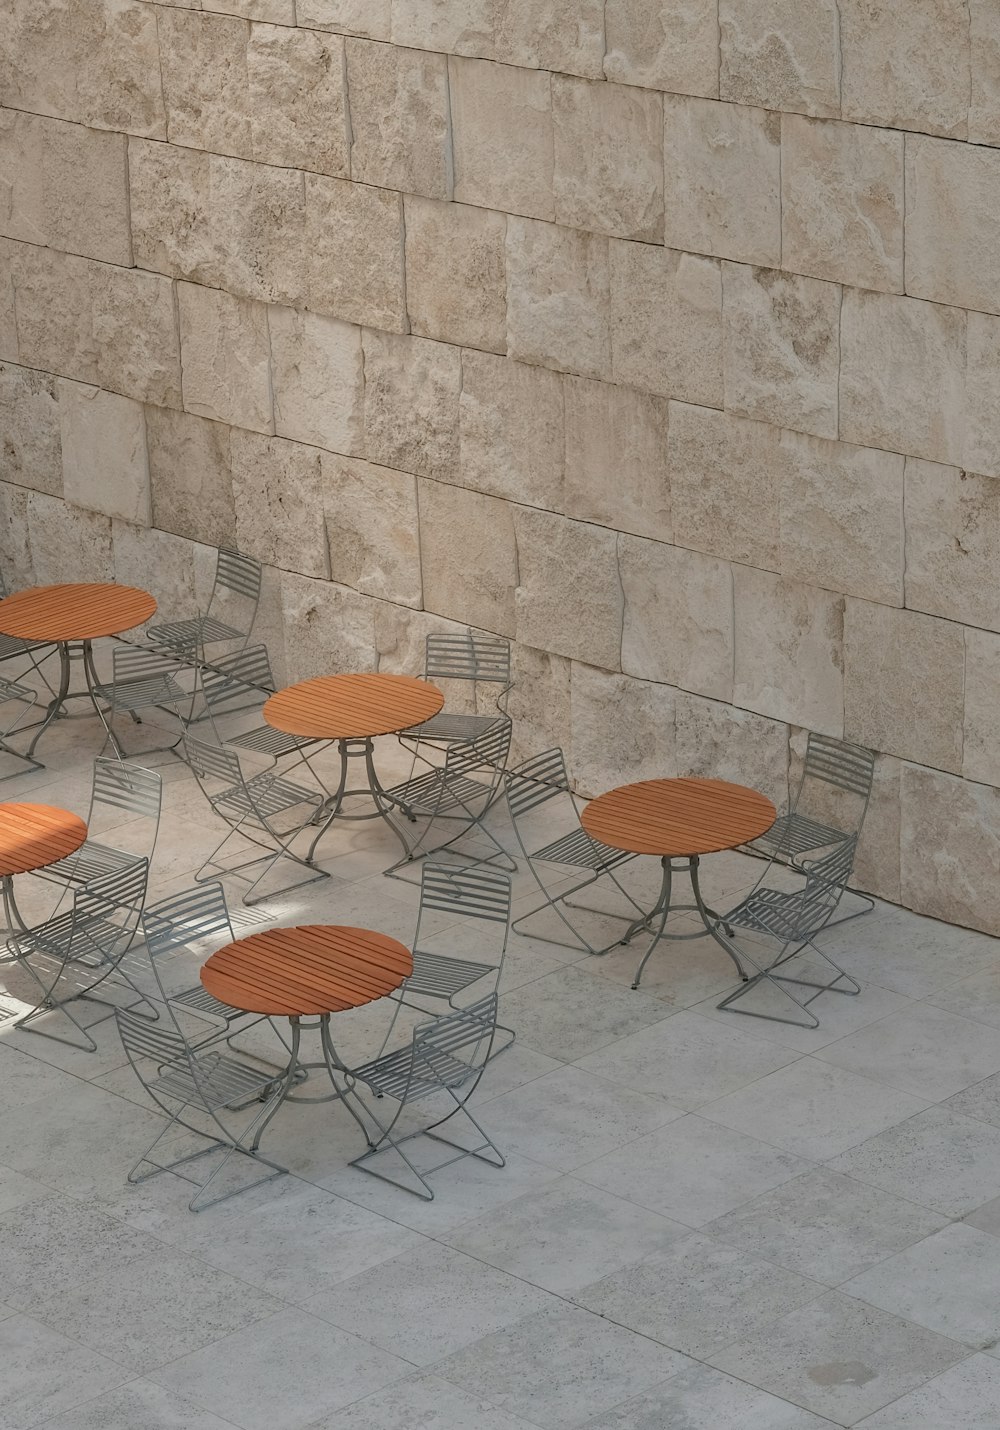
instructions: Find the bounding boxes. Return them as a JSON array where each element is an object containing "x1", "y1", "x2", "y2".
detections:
[
  {"x1": 967, "y1": 313, "x2": 1000, "y2": 480},
  {"x1": 25, "y1": 490, "x2": 113, "y2": 584},
  {"x1": 663, "y1": 96, "x2": 781, "y2": 266},
  {"x1": 279, "y1": 571, "x2": 377, "y2": 683},
  {"x1": 346, "y1": 39, "x2": 451, "y2": 199},
  {"x1": 363, "y1": 331, "x2": 461, "y2": 480},
  {"x1": 964, "y1": 628, "x2": 1000, "y2": 788},
  {"x1": 112, "y1": 520, "x2": 204, "y2": 626},
  {"x1": 669, "y1": 403, "x2": 784, "y2": 570},
  {"x1": 904, "y1": 459, "x2": 1000, "y2": 630},
  {"x1": 322, "y1": 454, "x2": 421, "y2": 608},
  {"x1": 247, "y1": 24, "x2": 349, "y2": 174},
  {"x1": 513, "y1": 508, "x2": 622, "y2": 667},
  {"x1": 391, "y1": 0, "x2": 494, "y2": 54},
  {"x1": 419, "y1": 480, "x2": 518, "y2": 635},
  {"x1": 563, "y1": 377, "x2": 670, "y2": 543},
  {"x1": 298, "y1": 0, "x2": 389, "y2": 38},
  {"x1": 900, "y1": 765, "x2": 1000, "y2": 932},
  {"x1": 552, "y1": 77, "x2": 663, "y2": 242},
  {"x1": 145, "y1": 407, "x2": 236, "y2": 550},
  {"x1": 0, "y1": 111, "x2": 130, "y2": 265},
  {"x1": 604, "y1": 0, "x2": 718, "y2": 97},
  {"x1": 230, "y1": 431, "x2": 328, "y2": 578},
  {"x1": 906, "y1": 136, "x2": 1000, "y2": 316},
  {"x1": 723, "y1": 263, "x2": 840, "y2": 439},
  {"x1": 494, "y1": 0, "x2": 605, "y2": 78},
  {"x1": 971, "y1": 1, "x2": 1000, "y2": 145},
  {"x1": 840, "y1": 0, "x2": 970, "y2": 139},
  {"x1": 508, "y1": 642, "x2": 572, "y2": 764},
  {"x1": 506, "y1": 218, "x2": 610, "y2": 380},
  {"x1": 305, "y1": 175, "x2": 405, "y2": 331},
  {"x1": 177, "y1": 283, "x2": 272, "y2": 434},
  {"x1": 0, "y1": 483, "x2": 31, "y2": 587},
  {"x1": 459, "y1": 351, "x2": 563, "y2": 508},
  {"x1": 450, "y1": 59, "x2": 553, "y2": 221},
  {"x1": 374, "y1": 605, "x2": 465, "y2": 677},
  {"x1": 779, "y1": 431, "x2": 905, "y2": 607},
  {"x1": 268, "y1": 307, "x2": 364, "y2": 455},
  {"x1": 213, "y1": 0, "x2": 296, "y2": 21},
  {"x1": 0, "y1": 245, "x2": 17, "y2": 363},
  {"x1": 676, "y1": 691, "x2": 788, "y2": 808},
  {"x1": 58, "y1": 381, "x2": 149, "y2": 525},
  {"x1": 720, "y1": 0, "x2": 839, "y2": 115},
  {"x1": 404, "y1": 198, "x2": 506, "y2": 353},
  {"x1": 620, "y1": 537, "x2": 733, "y2": 702},
  {"x1": 570, "y1": 663, "x2": 676, "y2": 798},
  {"x1": 840, "y1": 290, "x2": 966, "y2": 466},
  {"x1": 733, "y1": 567, "x2": 844, "y2": 734},
  {"x1": 844, "y1": 600, "x2": 965, "y2": 772},
  {"x1": 0, "y1": 364, "x2": 62, "y2": 496},
  {"x1": 782, "y1": 115, "x2": 904, "y2": 293},
  {"x1": 610, "y1": 242, "x2": 723, "y2": 406},
  {"x1": 158, "y1": 8, "x2": 253, "y2": 160},
  {"x1": 853, "y1": 753, "x2": 901, "y2": 902}
]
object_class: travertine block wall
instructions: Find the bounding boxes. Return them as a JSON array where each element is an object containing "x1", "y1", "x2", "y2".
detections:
[{"x1": 2, "y1": 0, "x2": 1000, "y2": 930}]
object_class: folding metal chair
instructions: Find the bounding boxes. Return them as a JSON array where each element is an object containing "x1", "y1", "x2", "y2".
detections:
[
  {"x1": 401, "y1": 630, "x2": 513, "y2": 748},
  {"x1": 349, "y1": 994, "x2": 504, "y2": 1200},
  {"x1": 0, "y1": 675, "x2": 43, "y2": 780},
  {"x1": 147, "y1": 547, "x2": 262, "y2": 662},
  {"x1": 33, "y1": 759, "x2": 161, "y2": 889},
  {"x1": 92, "y1": 645, "x2": 189, "y2": 758},
  {"x1": 200, "y1": 644, "x2": 319, "y2": 769},
  {"x1": 505, "y1": 748, "x2": 646, "y2": 955}
]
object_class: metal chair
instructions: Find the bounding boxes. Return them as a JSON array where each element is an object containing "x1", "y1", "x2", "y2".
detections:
[
  {"x1": 33, "y1": 759, "x2": 162, "y2": 890},
  {"x1": 0, "y1": 674, "x2": 43, "y2": 780},
  {"x1": 147, "y1": 547, "x2": 262, "y2": 661},
  {"x1": 200, "y1": 644, "x2": 319, "y2": 769},
  {"x1": 182, "y1": 733, "x2": 327, "y2": 905},
  {"x1": 0, "y1": 567, "x2": 56, "y2": 693},
  {"x1": 92, "y1": 645, "x2": 189, "y2": 758},
  {"x1": 349, "y1": 994, "x2": 504, "y2": 1201},
  {"x1": 401, "y1": 630, "x2": 513, "y2": 748},
  {"x1": 505, "y1": 748, "x2": 647, "y2": 955}
]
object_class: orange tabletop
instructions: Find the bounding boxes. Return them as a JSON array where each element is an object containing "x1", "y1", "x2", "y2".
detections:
[
  {"x1": 200, "y1": 924, "x2": 413, "y2": 1017},
  {"x1": 263, "y1": 673, "x2": 444, "y2": 741},
  {"x1": 581, "y1": 777, "x2": 776, "y2": 858},
  {"x1": 0, "y1": 802, "x2": 88, "y2": 878},
  {"x1": 0, "y1": 584, "x2": 157, "y2": 643}
]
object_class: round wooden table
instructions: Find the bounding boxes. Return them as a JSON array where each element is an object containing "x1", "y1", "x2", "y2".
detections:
[
  {"x1": 581, "y1": 777, "x2": 776, "y2": 989},
  {"x1": 0, "y1": 584, "x2": 157, "y2": 761},
  {"x1": 263, "y1": 674, "x2": 444, "y2": 861},
  {"x1": 0, "y1": 801, "x2": 88, "y2": 927}
]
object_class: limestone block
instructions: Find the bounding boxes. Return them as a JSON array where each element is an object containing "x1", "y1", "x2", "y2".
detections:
[
  {"x1": 279, "y1": 572, "x2": 377, "y2": 683},
  {"x1": 25, "y1": 491, "x2": 113, "y2": 584},
  {"x1": 494, "y1": 0, "x2": 605, "y2": 78},
  {"x1": 610, "y1": 242, "x2": 723, "y2": 406},
  {"x1": 0, "y1": 483, "x2": 32, "y2": 587},
  {"x1": 158, "y1": 8, "x2": 253, "y2": 160},
  {"x1": 853, "y1": 754, "x2": 901, "y2": 903},
  {"x1": 971, "y1": 1, "x2": 1000, "y2": 145},
  {"x1": 458, "y1": 351, "x2": 563, "y2": 508},
  {"x1": 732, "y1": 566, "x2": 845, "y2": 735},
  {"x1": 112, "y1": 520, "x2": 203, "y2": 626},
  {"x1": 779, "y1": 431, "x2": 905, "y2": 607},
  {"x1": 781, "y1": 116, "x2": 904, "y2": 293},
  {"x1": 297, "y1": 0, "x2": 389, "y2": 38},
  {"x1": 552, "y1": 77, "x2": 663, "y2": 243},
  {"x1": 177, "y1": 283, "x2": 272, "y2": 434},
  {"x1": 362, "y1": 331, "x2": 460, "y2": 480},
  {"x1": 620, "y1": 537, "x2": 733, "y2": 702},
  {"x1": 513, "y1": 508, "x2": 622, "y2": 668},
  {"x1": 569, "y1": 663, "x2": 676, "y2": 799},
  {"x1": 230, "y1": 431, "x2": 328, "y2": 578},
  {"x1": 506, "y1": 219, "x2": 610, "y2": 380},
  {"x1": 322, "y1": 454, "x2": 421, "y2": 608},
  {"x1": 676, "y1": 691, "x2": 788, "y2": 809},
  {"x1": 419, "y1": 480, "x2": 518, "y2": 635},
  {"x1": 604, "y1": 0, "x2": 718, "y2": 97},
  {"x1": 247, "y1": 25, "x2": 349, "y2": 175},
  {"x1": 840, "y1": 0, "x2": 970, "y2": 139},
  {"x1": 967, "y1": 313, "x2": 1000, "y2": 480},
  {"x1": 563, "y1": 377, "x2": 670, "y2": 543},
  {"x1": 213, "y1": 0, "x2": 296, "y2": 22},
  {"x1": 839, "y1": 290, "x2": 966, "y2": 466},
  {"x1": 964, "y1": 628, "x2": 1000, "y2": 788},
  {"x1": 669, "y1": 403, "x2": 783, "y2": 570},
  {"x1": 247, "y1": 565, "x2": 287, "y2": 684},
  {"x1": 373, "y1": 603, "x2": 467, "y2": 676},
  {"x1": 391, "y1": 0, "x2": 494, "y2": 54},
  {"x1": 508, "y1": 643, "x2": 572, "y2": 765},
  {"x1": 663, "y1": 96, "x2": 781, "y2": 267},
  {"x1": 0, "y1": 112, "x2": 131, "y2": 265},
  {"x1": 305, "y1": 175, "x2": 405, "y2": 332},
  {"x1": 450, "y1": 58, "x2": 554, "y2": 221},
  {"x1": 844, "y1": 600, "x2": 964, "y2": 773},
  {"x1": 906, "y1": 136, "x2": 1000, "y2": 316},
  {"x1": 58, "y1": 381, "x2": 149, "y2": 525},
  {"x1": 900, "y1": 765, "x2": 1000, "y2": 932},
  {"x1": 903, "y1": 458, "x2": 1000, "y2": 631},
  {"x1": 723, "y1": 263, "x2": 839, "y2": 439},
  {"x1": 0, "y1": 364, "x2": 62, "y2": 496},
  {"x1": 404, "y1": 197, "x2": 506, "y2": 353},
  {"x1": 719, "y1": 0, "x2": 839, "y2": 116},
  {"x1": 145, "y1": 407, "x2": 236, "y2": 550},
  {"x1": 346, "y1": 39, "x2": 451, "y2": 200},
  {"x1": 268, "y1": 307, "x2": 364, "y2": 456}
]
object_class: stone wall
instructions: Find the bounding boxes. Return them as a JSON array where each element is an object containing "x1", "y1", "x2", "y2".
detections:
[{"x1": 2, "y1": 0, "x2": 999, "y2": 930}]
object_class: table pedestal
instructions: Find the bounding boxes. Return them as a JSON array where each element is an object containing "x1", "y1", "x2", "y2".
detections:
[
  {"x1": 24, "y1": 640, "x2": 117, "y2": 759},
  {"x1": 269, "y1": 1013, "x2": 393, "y2": 1157},
  {"x1": 305, "y1": 737, "x2": 417, "y2": 864},
  {"x1": 623, "y1": 855, "x2": 751, "y2": 991}
]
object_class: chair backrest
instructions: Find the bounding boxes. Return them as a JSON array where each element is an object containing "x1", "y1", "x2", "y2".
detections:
[
  {"x1": 504, "y1": 747, "x2": 571, "y2": 822},
  {"x1": 140, "y1": 881, "x2": 235, "y2": 1005},
  {"x1": 90, "y1": 758, "x2": 162, "y2": 829},
  {"x1": 794, "y1": 733, "x2": 876, "y2": 837},
  {"x1": 73, "y1": 858, "x2": 149, "y2": 956},
  {"x1": 206, "y1": 549, "x2": 263, "y2": 641},
  {"x1": 0, "y1": 676, "x2": 35, "y2": 732},
  {"x1": 413, "y1": 864, "x2": 511, "y2": 958},
  {"x1": 112, "y1": 644, "x2": 183, "y2": 685},
  {"x1": 201, "y1": 644, "x2": 275, "y2": 723},
  {"x1": 182, "y1": 732, "x2": 244, "y2": 792},
  {"x1": 424, "y1": 631, "x2": 511, "y2": 687},
  {"x1": 412, "y1": 993, "x2": 499, "y2": 1086},
  {"x1": 116, "y1": 1002, "x2": 189, "y2": 1070},
  {"x1": 443, "y1": 718, "x2": 512, "y2": 786},
  {"x1": 783, "y1": 835, "x2": 859, "y2": 944}
]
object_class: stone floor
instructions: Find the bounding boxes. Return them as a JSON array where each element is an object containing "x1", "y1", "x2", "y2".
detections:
[{"x1": 3, "y1": 683, "x2": 1000, "y2": 1429}]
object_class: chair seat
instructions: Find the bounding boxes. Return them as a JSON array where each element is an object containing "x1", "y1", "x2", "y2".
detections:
[
  {"x1": 170, "y1": 982, "x2": 242, "y2": 1024},
  {"x1": 407, "y1": 950, "x2": 496, "y2": 999},
  {"x1": 96, "y1": 672, "x2": 188, "y2": 713},
  {"x1": 149, "y1": 615, "x2": 244, "y2": 653},
  {"x1": 35, "y1": 840, "x2": 143, "y2": 887},
  {"x1": 533, "y1": 825, "x2": 634, "y2": 873},
  {"x1": 152, "y1": 1049, "x2": 277, "y2": 1109},
  {"x1": 727, "y1": 885, "x2": 818, "y2": 944},
  {"x1": 9, "y1": 909, "x2": 130, "y2": 967},
  {"x1": 404, "y1": 712, "x2": 503, "y2": 743},
  {"x1": 0, "y1": 634, "x2": 50, "y2": 660},
  {"x1": 228, "y1": 725, "x2": 315, "y2": 759},
  {"x1": 216, "y1": 769, "x2": 321, "y2": 820},
  {"x1": 352, "y1": 1042, "x2": 477, "y2": 1102},
  {"x1": 750, "y1": 812, "x2": 847, "y2": 859},
  {"x1": 386, "y1": 768, "x2": 493, "y2": 816}
]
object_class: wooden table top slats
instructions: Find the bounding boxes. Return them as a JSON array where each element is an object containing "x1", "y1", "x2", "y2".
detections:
[
  {"x1": 581, "y1": 777, "x2": 776, "y2": 857},
  {"x1": 0, "y1": 803, "x2": 88, "y2": 877},
  {"x1": 0, "y1": 584, "x2": 157, "y2": 642},
  {"x1": 200, "y1": 924, "x2": 414, "y2": 1016},
  {"x1": 263, "y1": 673, "x2": 444, "y2": 741}
]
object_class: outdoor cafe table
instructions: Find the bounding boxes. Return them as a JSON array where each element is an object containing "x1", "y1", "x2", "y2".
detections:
[
  {"x1": 581, "y1": 776, "x2": 776, "y2": 990},
  {"x1": 0, "y1": 801, "x2": 87, "y2": 929}
]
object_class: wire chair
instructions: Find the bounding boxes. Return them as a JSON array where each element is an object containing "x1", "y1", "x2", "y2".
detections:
[
  {"x1": 401, "y1": 631, "x2": 513, "y2": 748},
  {"x1": 0, "y1": 674, "x2": 43, "y2": 780},
  {"x1": 182, "y1": 733, "x2": 327, "y2": 906},
  {"x1": 32, "y1": 759, "x2": 162, "y2": 890},
  {"x1": 505, "y1": 748, "x2": 647, "y2": 955},
  {"x1": 147, "y1": 548, "x2": 262, "y2": 662},
  {"x1": 200, "y1": 644, "x2": 320, "y2": 769},
  {"x1": 349, "y1": 994, "x2": 504, "y2": 1201},
  {"x1": 92, "y1": 645, "x2": 189, "y2": 759}
]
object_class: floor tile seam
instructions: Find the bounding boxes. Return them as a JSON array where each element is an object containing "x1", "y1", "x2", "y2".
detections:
[
  {"x1": 29, "y1": 1372, "x2": 248, "y2": 1430},
  {"x1": 566, "y1": 1041, "x2": 810, "y2": 1118},
  {"x1": 810, "y1": 1034, "x2": 1000, "y2": 1103},
  {"x1": 919, "y1": 981, "x2": 1000, "y2": 1029},
  {"x1": 471, "y1": 1059, "x2": 575, "y2": 1109}
]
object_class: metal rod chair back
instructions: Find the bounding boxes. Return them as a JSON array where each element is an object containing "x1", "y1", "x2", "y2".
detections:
[
  {"x1": 201, "y1": 644, "x2": 276, "y2": 724},
  {"x1": 147, "y1": 547, "x2": 263, "y2": 660},
  {"x1": 94, "y1": 645, "x2": 189, "y2": 758},
  {"x1": 401, "y1": 631, "x2": 513, "y2": 748},
  {"x1": 35, "y1": 759, "x2": 163, "y2": 889}
]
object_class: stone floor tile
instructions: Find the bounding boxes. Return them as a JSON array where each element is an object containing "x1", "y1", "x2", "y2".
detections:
[
  {"x1": 587, "y1": 928, "x2": 744, "y2": 1009},
  {"x1": 0, "y1": 1315, "x2": 129, "y2": 1430},
  {"x1": 0, "y1": 1165, "x2": 50, "y2": 1217},
  {"x1": 471, "y1": 1043, "x2": 566, "y2": 1102},
  {"x1": 585, "y1": 1361, "x2": 836, "y2": 1428},
  {"x1": 495, "y1": 964, "x2": 671, "y2": 1061},
  {"x1": 964, "y1": 1193, "x2": 1000, "y2": 1237},
  {"x1": 35, "y1": 1379, "x2": 239, "y2": 1429},
  {"x1": 944, "y1": 1070, "x2": 1000, "y2": 1127},
  {"x1": 815, "y1": 1003, "x2": 1000, "y2": 1101},
  {"x1": 308, "y1": 1372, "x2": 542, "y2": 1429},
  {"x1": 927, "y1": 962, "x2": 1000, "y2": 1030},
  {"x1": 0, "y1": 1042, "x2": 87, "y2": 1115},
  {"x1": 814, "y1": 907, "x2": 1000, "y2": 998},
  {"x1": 691, "y1": 978, "x2": 914, "y2": 1053},
  {"x1": 854, "y1": 1353, "x2": 1000, "y2": 1426}
]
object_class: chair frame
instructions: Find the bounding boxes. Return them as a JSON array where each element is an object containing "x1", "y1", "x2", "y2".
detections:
[
  {"x1": 0, "y1": 674, "x2": 43, "y2": 781},
  {"x1": 147, "y1": 548, "x2": 263, "y2": 663},
  {"x1": 400, "y1": 630, "x2": 513, "y2": 751},
  {"x1": 33, "y1": 758, "x2": 162, "y2": 890},
  {"x1": 93, "y1": 645, "x2": 190, "y2": 760}
]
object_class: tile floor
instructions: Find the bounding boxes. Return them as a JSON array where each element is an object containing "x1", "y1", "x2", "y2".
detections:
[{"x1": 2, "y1": 681, "x2": 1000, "y2": 1428}]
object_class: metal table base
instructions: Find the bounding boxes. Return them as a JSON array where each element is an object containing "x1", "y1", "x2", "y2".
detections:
[
  {"x1": 305, "y1": 737, "x2": 417, "y2": 864},
  {"x1": 623, "y1": 854, "x2": 751, "y2": 991}
]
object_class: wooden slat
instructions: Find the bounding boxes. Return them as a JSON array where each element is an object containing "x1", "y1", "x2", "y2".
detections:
[
  {"x1": 581, "y1": 777, "x2": 776, "y2": 857},
  {"x1": 0, "y1": 584, "x2": 157, "y2": 642},
  {"x1": 263, "y1": 674, "x2": 444, "y2": 740},
  {"x1": 0, "y1": 802, "x2": 88, "y2": 877}
]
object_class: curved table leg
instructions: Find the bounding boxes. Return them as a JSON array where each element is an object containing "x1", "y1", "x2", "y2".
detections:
[{"x1": 25, "y1": 642, "x2": 71, "y2": 759}]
